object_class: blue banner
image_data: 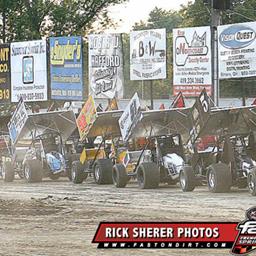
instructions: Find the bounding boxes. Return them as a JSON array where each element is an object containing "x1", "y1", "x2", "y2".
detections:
[{"x1": 50, "y1": 36, "x2": 83, "y2": 100}]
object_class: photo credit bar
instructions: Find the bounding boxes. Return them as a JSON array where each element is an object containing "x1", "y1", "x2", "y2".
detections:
[{"x1": 92, "y1": 222, "x2": 238, "y2": 250}]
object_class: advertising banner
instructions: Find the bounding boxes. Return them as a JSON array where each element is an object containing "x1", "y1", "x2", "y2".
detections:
[
  {"x1": 92, "y1": 207, "x2": 256, "y2": 255},
  {"x1": 0, "y1": 44, "x2": 10, "y2": 103},
  {"x1": 218, "y1": 21, "x2": 256, "y2": 79},
  {"x1": 88, "y1": 34, "x2": 124, "y2": 99},
  {"x1": 8, "y1": 98, "x2": 28, "y2": 144},
  {"x1": 173, "y1": 26, "x2": 212, "y2": 96},
  {"x1": 119, "y1": 93, "x2": 142, "y2": 142},
  {"x1": 10, "y1": 40, "x2": 47, "y2": 102},
  {"x1": 50, "y1": 36, "x2": 83, "y2": 100},
  {"x1": 93, "y1": 222, "x2": 237, "y2": 249},
  {"x1": 76, "y1": 96, "x2": 97, "y2": 140},
  {"x1": 130, "y1": 29, "x2": 166, "y2": 80}
]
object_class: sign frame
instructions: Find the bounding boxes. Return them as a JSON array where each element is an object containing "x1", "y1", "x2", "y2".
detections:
[
  {"x1": 173, "y1": 26, "x2": 212, "y2": 97},
  {"x1": 10, "y1": 40, "x2": 48, "y2": 102},
  {"x1": 130, "y1": 28, "x2": 167, "y2": 81},
  {"x1": 88, "y1": 33, "x2": 124, "y2": 99},
  {"x1": 50, "y1": 36, "x2": 83, "y2": 100}
]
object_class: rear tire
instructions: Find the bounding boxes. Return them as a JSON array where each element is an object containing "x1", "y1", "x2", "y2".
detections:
[
  {"x1": 112, "y1": 164, "x2": 128, "y2": 188},
  {"x1": 179, "y1": 166, "x2": 196, "y2": 192},
  {"x1": 137, "y1": 162, "x2": 159, "y2": 189},
  {"x1": 71, "y1": 161, "x2": 87, "y2": 184},
  {"x1": 93, "y1": 159, "x2": 113, "y2": 185},
  {"x1": 66, "y1": 153, "x2": 80, "y2": 181},
  {"x1": 24, "y1": 160, "x2": 43, "y2": 183},
  {"x1": 248, "y1": 168, "x2": 256, "y2": 196},
  {"x1": 207, "y1": 163, "x2": 231, "y2": 193},
  {"x1": 2, "y1": 162, "x2": 15, "y2": 182}
]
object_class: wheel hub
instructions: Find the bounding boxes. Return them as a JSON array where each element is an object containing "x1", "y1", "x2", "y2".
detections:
[
  {"x1": 180, "y1": 171, "x2": 186, "y2": 189},
  {"x1": 248, "y1": 174, "x2": 255, "y2": 192},
  {"x1": 113, "y1": 169, "x2": 117, "y2": 184},
  {"x1": 24, "y1": 166, "x2": 30, "y2": 180},
  {"x1": 71, "y1": 167, "x2": 76, "y2": 181},
  {"x1": 2, "y1": 166, "x2": 5, "y2": 179},
  {"x1": 208, "y1": 171, "x2": 216, "y2": 188},
  {"x1": 94, "y1": 166, "x2": 100, "y2": 182}
]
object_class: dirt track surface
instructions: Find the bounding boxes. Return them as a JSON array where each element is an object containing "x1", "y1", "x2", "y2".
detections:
[{"x1": 0, "y1": 176, "x2": 255, "y2": 256}]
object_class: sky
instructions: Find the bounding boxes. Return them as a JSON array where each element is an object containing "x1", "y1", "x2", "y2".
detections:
[{"x1": 106, "y1": 0, "x2": 193, "y2": 33}]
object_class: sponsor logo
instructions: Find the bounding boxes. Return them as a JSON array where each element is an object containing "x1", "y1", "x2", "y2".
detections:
[
  {"x1": 232, "y1": 207, "x2": 256, "y2": 255},
  {"x1": 175, "y1": 31, "x2": 209, "y2": 66},
  {"x1": 219, "y1": 25, "x2": 256, "y2": 49},
  {"x1": 50, "y1": 38, "x2": 81, "y2": 66}
]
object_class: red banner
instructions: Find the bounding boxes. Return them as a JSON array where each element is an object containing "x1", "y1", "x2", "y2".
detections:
[
  {"x1": 93, "y1": 222, "x2": 238, "y2": 249},
  {"x1": 173, "y1": 85, "x2": 212, "y2": 97}
]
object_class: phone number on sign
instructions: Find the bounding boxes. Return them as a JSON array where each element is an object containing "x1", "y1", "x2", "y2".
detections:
[
  {"x1": 180, "y1": 77, "x2": 204, "y2": 84},
  {"x1": 0, "y1": 89, "x2": 10, "y2": 100},
  {"x1": 16, "y1": 93, "x2": 45, "y2": 101}
]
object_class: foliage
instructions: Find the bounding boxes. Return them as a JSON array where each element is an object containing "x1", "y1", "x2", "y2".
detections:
[
  {"x1": 0, "y1": 0, "x2": 126, "y2": 42},
  {"x1": 133, "y1": 7, "x2": 182, "y2": 33},
  {"x1": 178, "y1": 0, "x2": 210, "y2": 27}
]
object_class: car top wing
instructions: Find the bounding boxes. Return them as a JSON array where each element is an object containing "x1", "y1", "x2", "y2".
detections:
[
  {"x1": 11, "y1": 110, "x2": 77, "y2": 145},
  {"x1": 77, "y1": 95, "x2": 123, "y2": 140},
  {"x1": 84, "y1": 110, "x2": 123, "y2": 138},
  {"x1": 129, "y1": 107, "x2": 192, "y2": 140},
  {"x1": 186, "y1": 90, "x2": 256, "y2": 150},
  {"x1": 198, "y1": 105, "x2": 256, "y2": 137}
]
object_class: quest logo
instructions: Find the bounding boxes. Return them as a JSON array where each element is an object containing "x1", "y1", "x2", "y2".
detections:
[{"x1": 219, "y1": 25, "x2": 256, "y2": 49}]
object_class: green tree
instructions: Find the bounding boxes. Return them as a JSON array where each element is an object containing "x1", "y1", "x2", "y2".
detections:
[
  {"x1": 179, "y1": 0, "x2": 256, "y2": 27},
  {"x1": 179, "y1": 0, "x2": 210, "y2": 27},
  {"x1": 133, "y1": 7, "x2": 182, "y2": 33},
  {"x1": 0, "y1": 0, "x2": 126, "y2": 42}
]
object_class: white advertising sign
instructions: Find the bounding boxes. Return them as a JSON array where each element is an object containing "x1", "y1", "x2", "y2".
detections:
[
  {"x1": 173, "y1": 26, "x2": 212, "y2": 96},
  {"x1": 8, "y1": 99, "x2": 28, "y2": 144},
  {"x1": 11, "y1": 40, "x2": 47, "y2": 102},
  {"x1": 130, "y1": 29, "x2": 166, "y2": 80},
  {"x1": 218, "y1": 22, "x2": 256, "y2": 79},
  {"x1": 119, "y1": 93, "x2": 142, "y2": 142},
  {"x1": 88, "y1": 34, "x2": 124, "y2": 99}
]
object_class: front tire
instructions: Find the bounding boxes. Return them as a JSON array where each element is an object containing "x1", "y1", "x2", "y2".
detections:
[
  {"x1": 71, "y1": 161, "x2": 87, "y2": 184},
  {"x1": 179, "y1": 166, "x2": 196, "y2": 192},
  {"x1": 137, "y1": 162, "x2": 159, "y2": 189},
  {"x1": 248, "y1": 168, "x2": 256, "y2": 196},
  {"x1": 93, "y1": 159, "x2": 113, "y2": 185},
  {"x1": 2, "y1": 162, "x2": 15, "y2": 182},
  {"x1": 24, "y1": 160, "x2": 43, "y2": 183},
  {"x1": 113, "y1": 164, "x2": 128, "y2": 188},
  {"x1": 207, "y1": 163, "x2": 231, "y2": 193}
]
